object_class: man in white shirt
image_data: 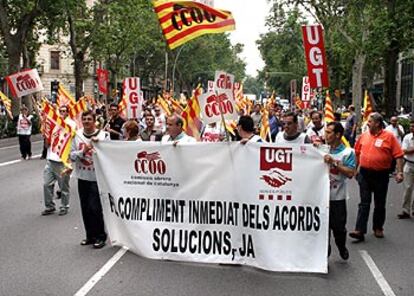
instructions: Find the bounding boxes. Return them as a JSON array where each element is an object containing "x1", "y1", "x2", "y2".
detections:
[
  {"x1": 161, "y1": 114, "x2": 196, "y2": 144},
  {"x1": 385, "y1": 116, "x2": 404, "y2": 144},
  {"x1": 154, "y1": 106, "x2": 166, "y2": 133},
  {"x1": 237, "y1": 115, "x2": 263, "y2": 144},
  {"x1": 15, "y1": 106, "x2": 33, "y2": 160},
  {"x1": 306, "y1": 111, "x2": 325, "y2": 144},
  {"x1": 398, "y1": 120, "x2": 414, "y2": 219},
  {"x1": 42, "y1": 105, "x2": 76, "y2": 216},
  {"x1": 275, "y1": 111, "x2": 311, "y2": 144}
]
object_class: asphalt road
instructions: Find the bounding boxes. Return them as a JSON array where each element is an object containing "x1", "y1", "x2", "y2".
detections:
[{"x1": 0, "y1": 137, "x2": 413, "y2": 296}]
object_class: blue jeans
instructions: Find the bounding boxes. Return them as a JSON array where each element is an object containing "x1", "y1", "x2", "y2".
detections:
[{"x1": 355, "y1": 168, "x2": 390, "y2": 233}]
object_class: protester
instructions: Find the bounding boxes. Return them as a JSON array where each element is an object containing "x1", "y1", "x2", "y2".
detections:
[
  {"x1": 201, "y1": 122, "x2": 225, "y2": 142},
  {"x1": 238, "y1": 115, "x2": 263, "y2": 144},
  {"x1": 275, "y1": 111, "x2": 311, "y2": 144},
  {"x1": 323, "y1": 121, "x2": 356, "y2": 260},
  {"x1": 385, "y1": 116, "x2": 404, "y2": 144},
  {"x1": 105, "y1": 103, "x2": 125, "y2": 140},
  {"x1": 15, "y1": 106, "x2": 33, "y2": 160},
  {"x1": 123, "y1": 119, "x2": 141, "y2": 141},
  {"x1": 397, "y1": 120, "x2": 414, "y2": 219},
  {"x1": 268, "y1": 108, "x2": 280, "y2": 142},
  {"x1": 306, "y1": 111, "x2": 325, "y2": 144},
  {"x1": 70, "y1": 110, "x2": 109, "y2": 249},
  {"x1": 250, "y1": 104, "x2": 262, "y2": 133},
  {"x1": 349, "y1": 113, "x2": 404, "y2": 242},
  {"x1": 344, "y1": 105, "x2": 357, "y2": 146},
  {"x1": 161, "y1": 114, "x2": 196, "y2": 144},
  {"x1": 41, "y1": 105, "x2": 76, "y2": 216},
  {"x1": 140, "y1": 113, "x2": 162, "y2": 141},
  {"x1": 153, "y1": 105, "x2": 166, "y2": 133}
]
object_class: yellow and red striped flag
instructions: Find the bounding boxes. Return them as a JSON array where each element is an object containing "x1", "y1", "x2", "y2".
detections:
[
  {"x1": 153, "y1": 0, "x2": 236, "y2": 50},
  {"x1": 69, "y1": 97, "x2": 88, "y2": 128},
  {"x1": 57, "y1": 84, "x2": 76, "y2": 108},
  {"x1": 118, "y1": 95, "x2": 128, "y2": 120},
  {"x1": 363, "y1": 90, "x2": 373, "y2": 122},
  {"x1": 41, "y1": 100, "x2": 75, "y2": 167},
  {"x1": 0, "y1": 90, "x2": 13, "y2": 118},
  {"x1": 325, "y1": 90, "x2": 350, "y2": 147},
  {"x1": 181, "y1": 85, "x2": 202, "y2": 140},
  {"x1": 260, "y1": 108, "x2": 270, "y2": 140},
  {"x1": 324, "y1": 90, "x2": 335, "y2": 123},
  {"x1": 157, "y1": 95, "x2": 173, "y2": 117}
]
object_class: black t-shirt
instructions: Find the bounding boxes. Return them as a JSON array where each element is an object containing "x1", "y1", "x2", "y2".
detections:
[{"x1": 109, "y1": 116, "x2": 125, "y2": 140}]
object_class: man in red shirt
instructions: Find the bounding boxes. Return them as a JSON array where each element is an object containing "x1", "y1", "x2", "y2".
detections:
[{"x1": 349, "y1": 113, "x2": 404, "y2": 241}]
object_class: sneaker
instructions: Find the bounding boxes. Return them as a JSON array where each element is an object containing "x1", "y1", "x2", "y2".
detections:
[
  {"x1": 398, "y1": 212, "x2": 410, "y2": 219},
  {"x1": 58, "y1": 208, "x2": 68, "y2": 216},
  {"x1": 349, "y1": 230, "x2": 365, "y2": 242},
  {"x1": 93, "y1": 239, "x2": 106, "y2": 249},
  {"x1": 80, "y1": 239, "x2": 95, "y2": 246},
  {"x1": 339, "y1": 247, "x2": 349, "y2": 260},
  {"x1": 41, "y1": 207, "x2": 56, "y2": 216}
]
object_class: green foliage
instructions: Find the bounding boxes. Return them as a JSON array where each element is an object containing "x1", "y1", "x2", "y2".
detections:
[{"x1": 257, "y1": 7, "x2": 306, "y2": 97}]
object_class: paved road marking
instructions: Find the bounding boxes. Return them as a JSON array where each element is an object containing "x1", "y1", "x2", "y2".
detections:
[
  {"x1": 74, "y1": 247, "x2": 128, "y2": 296},
  {"x1": 359, "y1": 250, "x2": 396, "y2": 296},
  {"x1": 0, "y1": 140, "x2": 43, "y2": 151},
  {"x1": 0, "y1": 154, "x2": 41, "y2": 167}
]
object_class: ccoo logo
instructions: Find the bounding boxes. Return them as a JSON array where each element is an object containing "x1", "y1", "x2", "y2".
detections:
[{"x1": 134, "y1": 151, "x2": 166, "y2": 175}]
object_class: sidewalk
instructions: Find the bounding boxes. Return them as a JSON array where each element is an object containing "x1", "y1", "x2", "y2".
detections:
[{"x1": 0, "y1": 134, "x2": 43, "y2": 148}]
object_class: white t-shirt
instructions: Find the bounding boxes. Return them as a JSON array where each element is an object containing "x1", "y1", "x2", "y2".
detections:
[
  {"x1": 385, "y1": 124, "x2": 404, "y2": 144},
  {"x1": 306, "y1": 124, "x2": 325, "y2": 144},
  {"x1": 161, "y1": 132, "x2": 196, "y2": 143},
  {"x1": 275, "y1": 132, "x2": 308, "y2": 144},
  {"x1": 402, "y1": 133, "x2": 414, "y2": 163},
  {"x1": 17, "y1": 114, "x2": 33, "y2": 135}
]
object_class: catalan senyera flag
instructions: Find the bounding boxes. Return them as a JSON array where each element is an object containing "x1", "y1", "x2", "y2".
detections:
[
  {"x1": 181, "y1": 86, "x2": 202, "y2": 140},
  {"x1": 153, "y1": 0, "x2": 236, "y2": 50},
  {"x1": 325, "y1": 90, "x2": 350, "y2": 147},
  {"x1": 69, "y1": 97, "x2": 88, "y2": 129},
  {"x1": 324, "y1": 90, "x2": 335, "y2": 123},
  {"x1": 363, "y1": 90, "x2": 373, "y2": 122},
  {"x1": 57, "y1": 84, "x2": 76, "y2": 107},
  {"x1": 118, "y1": 95, "x2": 128, "y2": 120},
  {"x1": 0, "y1": 90, "x2": 13, "y2": 118},
  {"x1": 157, "y1": 95, "x2": 173, "y2": 117},
  {"x1": 41, "y1": 100, "x2": 75, "y2": 167},
  {"x1": 260, "y1": 108, "x2": 270, "y2": 140},
  {"x1": 294, "y1": 95, "x2": 305, "y2": 110}
]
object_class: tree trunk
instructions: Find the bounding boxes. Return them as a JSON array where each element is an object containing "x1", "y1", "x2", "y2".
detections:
[
  {"x1": 352, "y1": 53, "x2": 365, "y2": 126},
  {"x1": 383, "y1": 39, "x2": 399, "y2": 117},
  {"x1": 74, "y1": 55, "x2": 84, "y2": 100},
  {"x1": 7, "y1": 46, "x2": 22, "y2": 114}
]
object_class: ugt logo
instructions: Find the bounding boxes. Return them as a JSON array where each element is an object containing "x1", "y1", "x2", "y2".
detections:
[
  {"x1": 259, "y1": 147, "x2": 292, "y2": 188},
  {"x1": 134, "y1": 151, "x2": 166, "y2": 175}
]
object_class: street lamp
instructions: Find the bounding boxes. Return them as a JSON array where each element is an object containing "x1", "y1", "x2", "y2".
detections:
[{"x1": 172, "y1": 45, "x2": 187, "y2": 96}]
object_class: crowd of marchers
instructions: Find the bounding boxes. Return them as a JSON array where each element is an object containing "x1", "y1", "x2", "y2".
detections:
[{"x1": 7, "y1": 95, "x2": 413, "y2": 258}]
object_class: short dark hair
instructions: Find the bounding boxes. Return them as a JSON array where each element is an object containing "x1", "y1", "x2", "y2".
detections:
[
  {"x1": 237, "y1": 115, "x2": 255, "y2": 132},
  {"x1": 327, "y1": 121, "x2": 344, "y2": 136},
  {"x1": 283, "y1": 111, "x2": 298, "y2": 123},
  {"x1": 145, "y1": 113, "x2": 155, "y2": 120},
  {"x1": 82, "y1": 110, "x2": 96, "y2": 120},
  {"x1": 310, "y1": 110, "x2": 322, "y2": 119},
  {"x1": 59, "y1": 105, "x2": 69, "y2": 112}
]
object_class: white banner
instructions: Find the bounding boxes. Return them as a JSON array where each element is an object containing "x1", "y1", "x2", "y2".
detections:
[
  {"x1": 214, "y1": 70, "x2": 234, "y2": 95},
  {"x1": 94, "y1": 142, "x2": 329, "y2": 273},
  {"x1": 6, "y1": 69, "x2": 44, "y2": 98},
  {"x1": 302, "y1": 76, "x2": 311, "y2": 109},
  {"x1": 123, "y1": 77, "x2": 142, "y2": 119},
  {"x1": 199, "y1": 90, "x2": 238, "y2": 124}
]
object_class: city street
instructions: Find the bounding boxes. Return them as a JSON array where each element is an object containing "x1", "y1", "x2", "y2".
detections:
[{"x1": 0, "y1": 136, "x2": 413, "y2": 296}]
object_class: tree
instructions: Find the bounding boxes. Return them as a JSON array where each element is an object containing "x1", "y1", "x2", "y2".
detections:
[
  {"x1": 0, "y1": 0, "x2": 61, "y2": 109},
  {"x1": 257, "y1": 6, "x2": 307, "y2": 99}
]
